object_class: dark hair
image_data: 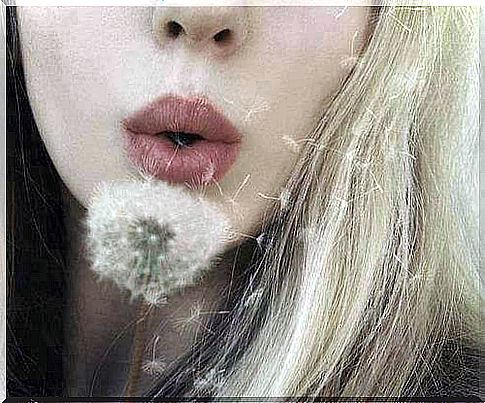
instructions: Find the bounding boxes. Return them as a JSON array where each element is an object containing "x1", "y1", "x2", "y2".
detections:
[{"x1": 7, "y1": 6, "x2": 68, "y2": 395}]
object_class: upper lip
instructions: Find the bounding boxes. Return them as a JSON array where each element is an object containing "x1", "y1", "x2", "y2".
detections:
[{"x1": 121, "y1": 95, "x2": 241, "y2": 144}]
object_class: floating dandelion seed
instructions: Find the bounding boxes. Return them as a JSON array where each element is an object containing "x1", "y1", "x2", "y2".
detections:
[
  {"x1": 335, "y1": 6, "x2": 348, "y2": 19},
  {"x1": 193, "y1": 368, "x2": 226, "y2": 393},
  {"x1": 340, "y1": 56, "x2": 359, "y2": 71},
  {"x1": 172, "y1": 302, "x2": 203, "y2": 333},
  {"x1": 257, "y1": 192, "x2": 280, "y2": 201},
  {"x1": 388, "y1": 11, "x2": 411, "y2": 33},
  {"x1": 86, "y1": 180, "x2": 231, "y2": 305},
  {"x1": 243, "y1": 97, "x2": 270, "y2": 122},
  {"x1": 201, "y1": 162, "x2": 216, "y2": 185},
  {"x1": 282, "y1": 134, "x2": 300, "y2": 153},
  {"x1": 340, "y1": 30, "x2": 360, "y2": 71},
  {"x1": 244, "y1": 287, "x2": 264, "y2": 308},
  {"x1": 256, "y1": 232, "x2": 266, "y2": 250},
  {"x1": 218, "y1": 89, "x2": 269, "y2": 124},
  {"x1": 172, "y1": 302, "x2": 217, "y2": 336},
  {"x1": 141, "y1": 335, "x2": 166, "y2": 377},
  {"x1": 142, "y1": 358, "x2": 166, "y2": 377},
  {"x1": 279, "y1": 188, "x2": 291, "y2": 211}
]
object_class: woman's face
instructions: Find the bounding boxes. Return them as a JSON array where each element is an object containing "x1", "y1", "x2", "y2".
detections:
[{"x1": 17, "y1": 6, "x2": 370, "y2": 236}]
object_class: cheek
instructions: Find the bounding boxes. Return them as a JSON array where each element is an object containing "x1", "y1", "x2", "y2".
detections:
[
  {"x1": 241, "y1": 7, "x2": 371, "y2": 156},
  {"x1": 264, "y1": 7, "x2": 368, "y2": 55},
  {"x1": 254, "y1": 6, "x2": 370, "y2": 121},
  {"x1": 245, "y1": 6, "x2": 370, "y2": 169},
  {"x1": 209, "y1": 7, "x2": 371, "y2": 234}
]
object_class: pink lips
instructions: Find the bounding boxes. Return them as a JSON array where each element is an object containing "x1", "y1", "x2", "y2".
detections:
[{"x1": 122, "y1": 95, "x2": 241, "y2": 187}]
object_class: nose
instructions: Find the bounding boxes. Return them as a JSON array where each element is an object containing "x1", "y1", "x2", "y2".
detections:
[{"x1": 152, "y1": 7, "x2": 249, "y2": 58}]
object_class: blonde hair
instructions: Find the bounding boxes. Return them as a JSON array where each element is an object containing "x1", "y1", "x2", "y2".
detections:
[{"x1": 153, "y1": 5, "x2": 482, "y2": 398}]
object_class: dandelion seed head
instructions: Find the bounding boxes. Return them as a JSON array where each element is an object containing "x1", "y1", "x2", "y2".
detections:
[{"x1": 86, "y1": 180, "x2": 231, "y2": 305}]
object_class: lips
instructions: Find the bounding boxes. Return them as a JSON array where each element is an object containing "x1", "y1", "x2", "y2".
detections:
[{"x1": 122, "y1": 95, "x2": 241, "y2": 187}]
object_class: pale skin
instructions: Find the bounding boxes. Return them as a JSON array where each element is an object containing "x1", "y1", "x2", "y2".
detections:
[{"x1": 17, "y1": 6, "x2": 372, "y2": 395}]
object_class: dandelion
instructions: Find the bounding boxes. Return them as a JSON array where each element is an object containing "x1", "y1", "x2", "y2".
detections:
[{"x1": 86, "y1": 179, "x2": 231, "y2": 305}]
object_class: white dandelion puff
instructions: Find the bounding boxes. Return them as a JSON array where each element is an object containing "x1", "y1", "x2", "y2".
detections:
[{"x1": 86, "y1": 180, "x2": 231, "y2": 306}]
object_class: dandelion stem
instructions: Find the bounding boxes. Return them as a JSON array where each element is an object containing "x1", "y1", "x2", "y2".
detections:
[{"x1": 125, "y1": 301, "x2": 151, "y2": 396}]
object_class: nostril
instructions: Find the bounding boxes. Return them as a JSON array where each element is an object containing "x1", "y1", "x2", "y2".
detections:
[
  {"x1": 166, "y1": 21, "x2": 185, "y2": 38},
  {"x1": 213, "y1": 29, "x2": 232, "y2": 44}
]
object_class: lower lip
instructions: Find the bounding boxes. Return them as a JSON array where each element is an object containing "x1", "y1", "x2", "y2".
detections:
[{"x1": 123, "y1": 131, "x2": 241, "y2": 187}]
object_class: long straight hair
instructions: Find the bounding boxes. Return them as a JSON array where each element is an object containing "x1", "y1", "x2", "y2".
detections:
[{"x1": 152, "y1": 5, "x2": 482, "y2": 398}]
